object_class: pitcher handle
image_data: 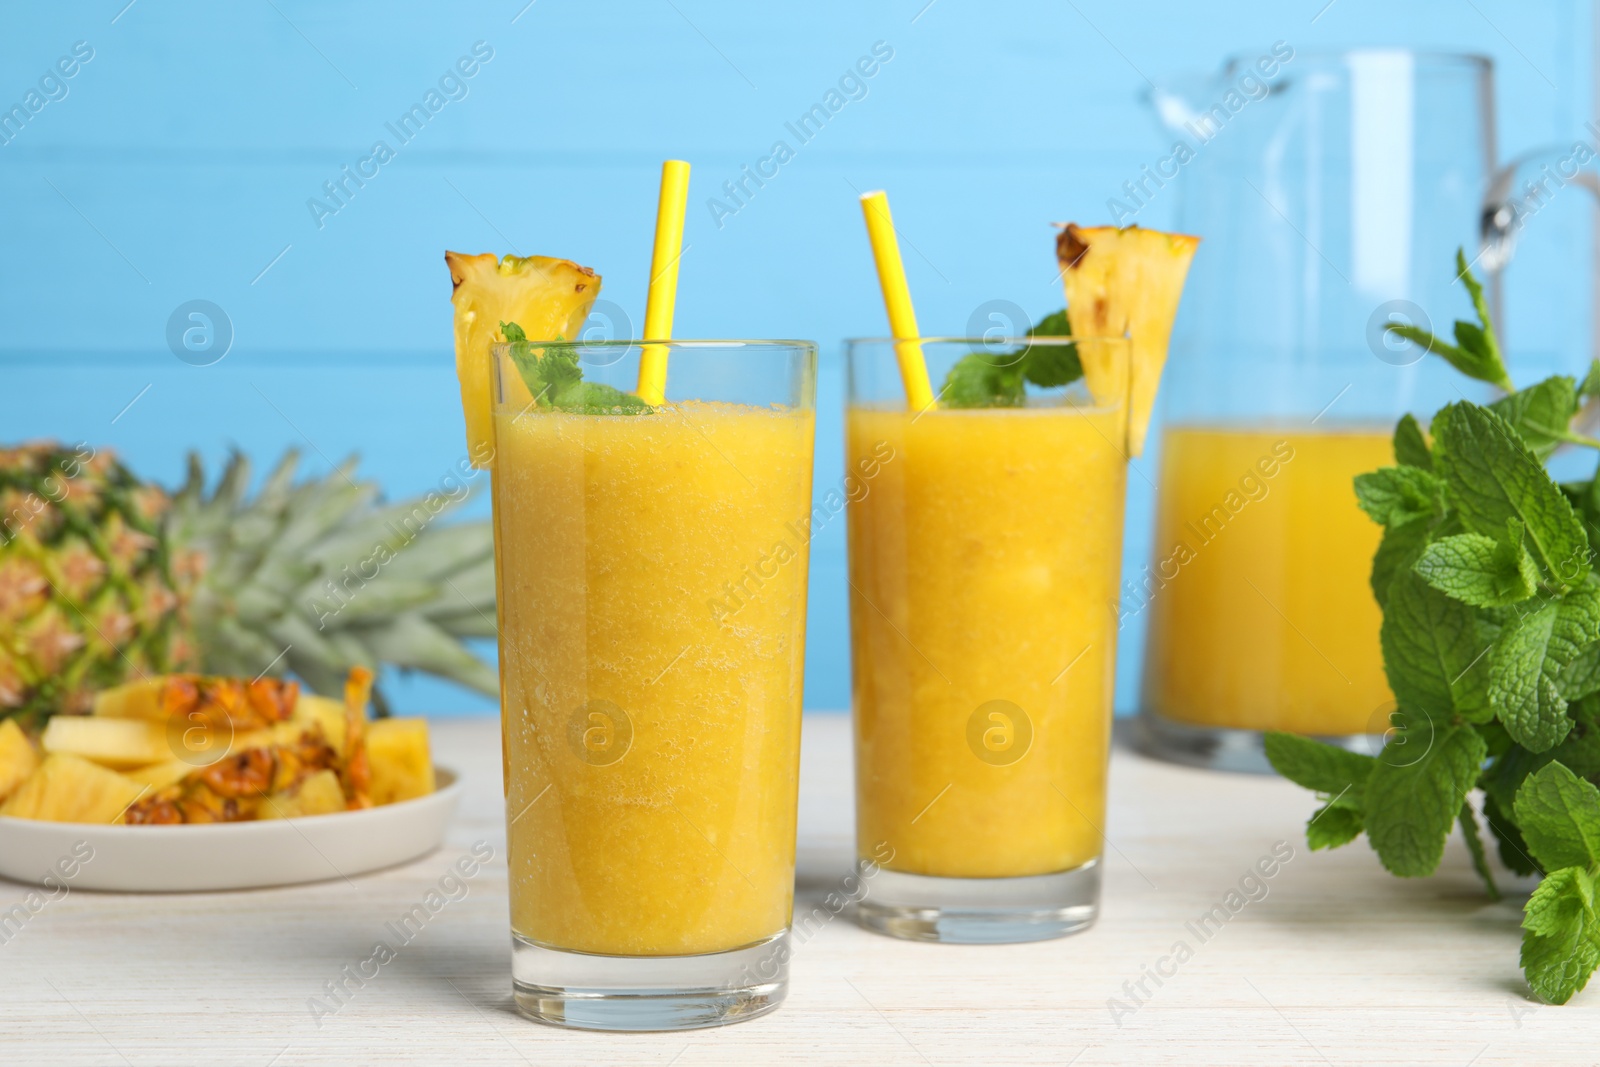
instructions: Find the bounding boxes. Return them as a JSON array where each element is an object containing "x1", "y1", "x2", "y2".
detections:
[{"x1": 1481, "y1": 143, "x2": 1600, "y2": 271}]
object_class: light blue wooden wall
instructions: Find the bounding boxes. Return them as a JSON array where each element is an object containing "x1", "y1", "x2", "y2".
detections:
[{"x1": 1, "y1": 0, "x2": 1592, "y2": 713}]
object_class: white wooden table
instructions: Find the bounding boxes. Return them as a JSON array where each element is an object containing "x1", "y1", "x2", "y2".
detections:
[{"x1": 3, "y1": 714, "x2": 1595, "y2": 1066}]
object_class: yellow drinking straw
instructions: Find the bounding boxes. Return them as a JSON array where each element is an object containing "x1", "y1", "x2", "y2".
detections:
[
  {"x1": 858, "y1": 190, "x2": 936, "y2": 411},
  {"x1": 636, "y1": 159, "x2": 691, "y2": 406}
]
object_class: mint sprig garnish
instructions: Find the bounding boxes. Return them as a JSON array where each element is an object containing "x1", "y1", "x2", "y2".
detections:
[
  {"x1": 501, "y1": 321, "x2": 653, "y2": 415},
  {"x1": 939, "y1": 309, "x2": 1082, "y2": 408},
  {"x1": 1267, "y1": 247, "x2": 1600, "y2": 1004}
]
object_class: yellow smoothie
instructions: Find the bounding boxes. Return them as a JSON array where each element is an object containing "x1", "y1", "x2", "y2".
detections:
[
  {"x1": 847, "y1": 403, "x2": 1126, "y2": 879},
  {"x1": 1141, "y1": 425, "x2": 1393, "y2": 735},
  {"x1": 493, "y1": 401, "x2": 814, "y2": 956}
]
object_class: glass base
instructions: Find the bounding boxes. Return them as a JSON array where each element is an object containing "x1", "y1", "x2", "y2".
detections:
[
  {"x1": 853, "y1": 859, "x2": 1100, "y2": 943},
  {"x1": 1132, "y1": 708, "x2": 1384, "y2": 774},
  {"x1": 511, "y1": 931, "x2": 788, "y2": 1031}
]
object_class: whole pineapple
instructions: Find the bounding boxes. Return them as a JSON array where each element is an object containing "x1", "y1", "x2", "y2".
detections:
[{"x1": 0, "y1": 442, "x2": 497, "y2": 726}]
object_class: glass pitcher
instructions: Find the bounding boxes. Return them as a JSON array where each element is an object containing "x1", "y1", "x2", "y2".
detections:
[{"x1": 1131, "y1": 48, "x2": 1600, "y2": 771}]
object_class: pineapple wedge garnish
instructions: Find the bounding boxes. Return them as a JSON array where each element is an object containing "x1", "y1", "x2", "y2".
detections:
[
  {"x1": 0, "y1": 719, "x2": 40, "y2": 804},
  {"x1": 1, "y1": 754, "x2": 146, "y2": 823},
  {"x1": 446, "y1": 252, "x2": 602, "y2": 467},
  {"x1": 366, "y1": 718, "x2": 436, "y2": 805},
  {"x1": 1057, "y1": 224, "x2": 1199, "y2": 456}
]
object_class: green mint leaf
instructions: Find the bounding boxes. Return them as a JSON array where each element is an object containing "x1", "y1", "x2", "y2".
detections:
[
  {"x1": 1019, "y1": 309, "x2": 1082, "y2": 389},
  {"x1": 1513, "y1": 761, "x2": 1600, "y2": 871},
  {"x1": 1489, "y1": 590, "x2": 1600, "y2": 752},
  {"x1": 1354, "y1": 466, "x2": 1446, "y2": 528},
  {"x1": 1371, "y1": 514, "x2": 1442, "y2": 609},
  {"x1": 1384, "y1": 323, "x2": 1482, "y2": 381},
  {"x1": 1553, "y1": 702, "x2": 1600, "y2": 779},
  {"x1": 1433, "y1": 402, "x2": 1590, "y2": 589},
  {"x1": 1307, "y1": 800, "x2": 1365, "y2": 851},
  {"x1": 940, "y1": 353, "x2": 1025, "y2": 408},
  {"x1": 1264, "y1": 732, "x2": 1375, "y2": 799},
  {"x1": 1483, "y1": 742, "x2": 1557, "y2": 821},
  {"x1": 1455, "y1": 246, "x2": 1513, "y2": 390},
  {"x1": 1364, "y1": 720, "x2": 1487, "y2": 877},
  {"x1": 1580, "y1": 359, "x2": 1600, "y2": 400},
  {"x1": 1394, "y1": 413, "x2": 1433, "y2": 470},
  {"x1": 1381, "y1": 572, "x2": 1493, "y2": 723},
  {"x1": 1561, "y1": 645, "x2": 1600, "y2": 702},
  {"x1": 551, "y1": 381, "x2": 654, "y2": 415},
  {"x1": 1490, "y1": 376, "x2": 1581, "y2": 460},
  {"x1": 1030, "y1": 308, "x2": 1071, "y2": 337},
  {"x1": 1562, "y1": 477, "x2": 1600, "y2": 553},
  {"x1": 1521, "y1": 866, "x2": 1600, "y2": 1004},
  {"x1": 1021, "y1": 344, "x2": 1082, "y2": 389},
  {"x1": 501, "y1": 320, "x2": 650, "y2": 415},
  {"x1": 1381, "y1": 255, "x2": 1513, "y2": 390},
  {"x1": 1460, "y1": 801, "x2": 1501, "y2": 900},
  {"x1": 1487, "y1": 791, "x2": 1542, "y2": 876},
  {"x1": 1413, "y1": 529, "x2": 1539, "y2": 608}
]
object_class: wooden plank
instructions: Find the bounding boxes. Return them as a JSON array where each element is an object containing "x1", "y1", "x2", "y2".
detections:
[{"x1": 0, "y1": 714, "x2": 1592, "y2": 1066}]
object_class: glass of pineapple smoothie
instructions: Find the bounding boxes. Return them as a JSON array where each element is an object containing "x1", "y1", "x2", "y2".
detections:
[
  {"x1": 844, "y1": 335, "x2": 1130, "y2": 942},
  {"x1": 490, "y1": 337, "x2": 816, "y2": 1030}
]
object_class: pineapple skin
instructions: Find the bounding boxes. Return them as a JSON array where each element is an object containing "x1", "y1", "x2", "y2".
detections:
[
  {"x1": 1, "y1": 441, "x2": 501, "y2": 725},
  {"x1": 0, "y1": 444, "x2": 188, "y2": 726}
]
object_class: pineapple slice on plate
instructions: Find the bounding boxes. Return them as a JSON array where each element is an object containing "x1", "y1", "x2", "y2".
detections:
[
  {"x1": 292, "y1": 694, "x2": 349, "y2": 758},
  {"x1": 92, "y1": 677, "x2": 167, "y2": 720},
  {"x1": 122, "y1": 758, "x2": 194, "y2": 793},
  {"x1": 446, "y1": 251, "x2": 603, "y2": 467},
  {"x1": 41, "y1": 715, "x2": 171, "y2": 770},
  {"x1": 1057, "y1": 223, "x2": 1199, "y2": 456},
  {"x1": 366, "y1": 718, "x2": 436, "y2": 805},
  {"x1": 1, "y1": 753, "x2": 146, "y2": 823},
  {"x1": 258, "y1": 768, "x2": 345, "y2": 820},
  {"x1": 0, "y1": 718, "x2": 39, "y2": 803}
]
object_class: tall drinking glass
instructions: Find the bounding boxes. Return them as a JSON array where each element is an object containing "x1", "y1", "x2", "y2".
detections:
[
  {"x1": 490, "y1": 339, "x2": 816, "y2": 1030},
  {"x1": 844, "y1": 336, "x2": 1130, "y2": 943}
]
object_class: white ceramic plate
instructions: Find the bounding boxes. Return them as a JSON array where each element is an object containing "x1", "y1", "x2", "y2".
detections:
[{"x1": 0, "y1": 768, "x2": 461, "y2": 892}]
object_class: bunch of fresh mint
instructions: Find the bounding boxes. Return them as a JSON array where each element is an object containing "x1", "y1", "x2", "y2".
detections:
[
  {"x1": 501, "y1": 321, "x2": 652, "y2": 414},
  {"x1": 1266, "y1": 250, "x2": 1600, "y2": 1004},
  {"x1": 939, "y1": 309, "x2": 1082, "y2": 407}
]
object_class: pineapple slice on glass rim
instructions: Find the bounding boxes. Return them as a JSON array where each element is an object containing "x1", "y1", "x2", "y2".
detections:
[
  {"x1": 1056, "y1": 223, "x2": 1200, "y2": 456},
  {"x1": 445, "y1": 252, "x2": 603, "y2": 468}
]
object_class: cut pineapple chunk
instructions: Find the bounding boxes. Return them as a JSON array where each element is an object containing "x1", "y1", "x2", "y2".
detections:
[
  {"x1": 258, "y1": 768, "x2": 346, "y2": 820},
  {"x1": 122, "y1": 759, "x2": 195, "y2": 793},
  {"x1": 366, "y1": 718, "x2": 436, "y2": 805},
  {"x1": 0, "y1": 754, "x2": 147, "y2": 823},
  {"x1": 42, "y1": 716, "x2": 171, "y2": 770},
  {"x1": 293, "y1": 694, "x2": 349, "y2": 757},
  {"x1": 1057, "y1": 223, "x2": 1199, "y2": 456},
  {"x1": 92, "y1": 676, "x2": 168, "y2": 721},
  {"x1": 446, "y1": 251, "x2": 603, "y2": 468},
  {"x1": 0, "y1": 719, "x2": 40, "y2": 804}
]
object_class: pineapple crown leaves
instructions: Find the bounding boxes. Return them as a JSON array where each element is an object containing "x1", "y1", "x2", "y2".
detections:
[
  {"x1": 168, "y1": 449, "x2": 498, "y2": 711},
  {"x1": 1267, "y1": 250, "x2": 1600, "y2": 1005}
]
